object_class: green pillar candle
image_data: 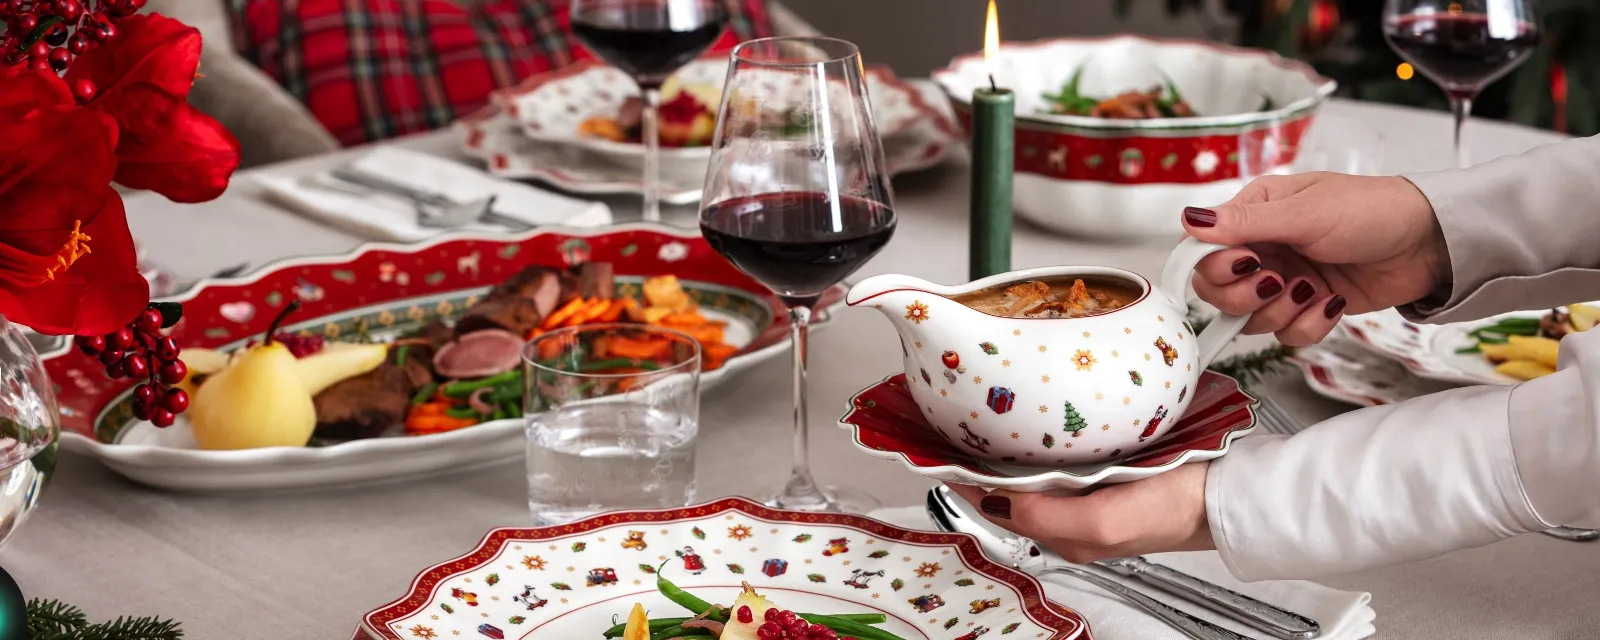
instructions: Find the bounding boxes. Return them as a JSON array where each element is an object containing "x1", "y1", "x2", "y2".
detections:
[{"x1": 969, "y1": 78, "x2": 1015, "y2": 281}]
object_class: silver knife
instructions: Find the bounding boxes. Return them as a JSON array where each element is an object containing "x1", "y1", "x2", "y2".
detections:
[{"x1": 931, "y1": 487, "x2": 1320, "y2": 639}]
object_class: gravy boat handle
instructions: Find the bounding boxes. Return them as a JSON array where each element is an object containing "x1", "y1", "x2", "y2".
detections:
[{"x1": 1159, "y1": 238, "x2": 1252, "y2": 370}]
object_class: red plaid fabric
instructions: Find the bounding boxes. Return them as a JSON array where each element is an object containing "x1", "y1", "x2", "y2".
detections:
[{"x1": 226, "y1": 0, "x2": 772, "y2": 146}]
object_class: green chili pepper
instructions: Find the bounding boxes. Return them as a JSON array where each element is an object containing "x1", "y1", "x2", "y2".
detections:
[
  {"x1": 442, "y1": 370, "x2": 522, "y2": 398},
  {"x1": 410, "y1": 382, "x2": 438, "y2": 406}
]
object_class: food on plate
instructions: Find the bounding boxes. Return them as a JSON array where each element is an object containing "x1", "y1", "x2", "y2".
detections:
[
  {"x1": 601, "y1": 569, "x2": 903, "y2": 640},
  {"x1": 954, "y1": 276, "x2": 1139, "y2": 319},
  {"x1": 1456, "y1": 306, "x2": 1600, "y2": 380},
  {"x1": 577, "y1": 77, "x2": 719, "y2": 147},
  {"x1": 180, "y1": 261, "x2": 742, "y2": 447},
  {"x1": 1039, "y1": 65, "x2": 1274, "y2": 118}
]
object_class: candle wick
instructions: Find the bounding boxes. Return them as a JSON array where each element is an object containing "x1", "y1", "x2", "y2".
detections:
[{"x1": 989, "y1": 74, "x2": 998, "y2": 92}]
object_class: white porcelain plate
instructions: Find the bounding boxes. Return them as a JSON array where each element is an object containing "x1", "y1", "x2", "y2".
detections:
[
  {"x1": 1338, "y1": 307, "x2": 1576, "y2": 385},
  {"x1": 1291, "y1": 338, "x2": 1459, "y2": 406}
]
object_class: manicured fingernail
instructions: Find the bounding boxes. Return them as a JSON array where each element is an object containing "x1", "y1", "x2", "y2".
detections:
[
  {"x1": 1256, "y1": 276, "x2": 1283, "y2": 299},
  {"x1": 1231, "y1": 256, "x2": 1260, "y2": 275},
  {"x1": 1184, "y1": 206, "x2": 1217, "y2": 228},
  {"x1": 1291, "y1": 280, "x2": 1315, "y2": 304},
  {"x1": 1324, "y1": 295, "x2": 1347, "y2": 318},
  {"x1": 980, "y1": 495, "x2": 1011, "y2": 519}
]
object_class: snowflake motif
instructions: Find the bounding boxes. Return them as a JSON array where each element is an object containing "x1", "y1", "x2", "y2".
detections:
[
  {"x1": 549, "y1": 545, "x2": 557, "y2": 550},
  {"x1": 411, "y1": 625, "x2": 438, "y2": 639},
  {"x1": 973, "y1": 376, "x2": 983, "y2": 384},
  {"x1": 566, "y1": 566, "x2": 575, "y2": 572},
  {"x1": 633, "y1": 579, "x2": 642, "y2": 585},
  {"x1": 1073, "y1": 350, "x2": 1096, "y2": 371},
  {"x1": 1095, "y1": 392, "x2": 1104, "y2": 400},
  {"x1": 843, "y1": 560, "x2": 851, "y2": 566},
  {"x1": 1010, "y1": 432, "x2": 1020, "y2": 439},
  {"x1": 1157, "y1": 315, "x2": 1165, "y2": 322},
  {"x1": 1037, "y1": 345, "x2": 1047, "y2": 353},
  {"x1": 1064, "y1": 442, "x2": 1073, "y2": 448},
  {"x1": 804, "y1": 559, "x2": 813, "y2": 564},
  {"x1": 1012, "y1": 329, "x2": 1021, "y2": 336},
  {"x1": 1193, "y1": 150, "x2": 1221, "y2": 176},
  {"x1": 1123, "y1": 397, "x2": 1132, "y2": 405},
  {"x1": 1001, "y1": 359, "x2": 1011, "y2": 367},
  {"x1": 872, "y1": 593, "x2": 880, "y2": 599},
  {"x1": 1144, "y1": 353, "x2": 1152, "y2": 361},
  {"x1": 657, "y1": 241, "x2": 690, "y2": 262},
  {"x1": 1038, "y1": 405, "x2": 1048, "y2": 413},
  {"x1": 1165, "y1": 381, "x2": 1172, "y2": 389},
  {"x1": 728, "y1": 525, "x2": 753, "y2": 541},
  {"x1": 1040, "y1": 375, "x2": 1050, "y2": 383},
  {"x1": 970, "y1": 411, "x2": 979, "y2": 419},
  {"x1": 1094, "y1": 447, "x2": 1102, "y2": 453},
  {"x1": 523, "y1": 556, "x2": 547, "y2": 571},
  {"x1": 1101, "y1": 424, "x2": 1111, "y2": 431},
  {"x1": 1124, "y1": 327, "x2": 1132, "y2": 334},
  {"x1": 1111, "y1": 350, "x2": 1119, "y2": 358},
  {"x1": 1082, "y1": 331, "x2": 1090, "y2": 338},
  {"x1": 905, "y1": 301, "x2": 930, "y2": 324},
  {"x1": 940, "y1": 389, "x2": 948, "y2": 397},
  {"x1": 914, "y1": 341, "x2": 922, "y2": 349},
  {"x1": 713, "y1": 550, "x2": 722, "y2": 555}
]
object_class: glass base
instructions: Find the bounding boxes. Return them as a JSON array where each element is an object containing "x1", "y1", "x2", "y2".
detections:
[{"x1": 765, "y1": 484, "x2": 880, "y2": 514}]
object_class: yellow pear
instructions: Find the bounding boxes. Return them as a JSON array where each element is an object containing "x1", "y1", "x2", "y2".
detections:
[
  {"x1": 189, "y1": 340, "x2": 317, "y2": 450},
  {"x1": 295, "y1": 342, "x2": 389, "y2": 395},
  {"x1": 621, "y1": 603, "x2": 649, "y2": 640},
  {"x1": 720, "y1": 583, "x2": 779, "y2": 640}
]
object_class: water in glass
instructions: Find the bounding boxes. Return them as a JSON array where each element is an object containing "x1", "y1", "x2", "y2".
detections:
[{"x1": 525, "y1": 401, "x2": 697, "y2": 524}]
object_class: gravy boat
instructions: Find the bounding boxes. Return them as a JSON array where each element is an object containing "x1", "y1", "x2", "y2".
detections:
[{"x1": 846, "y1": 239, "x2": 1249, "y2": 466}]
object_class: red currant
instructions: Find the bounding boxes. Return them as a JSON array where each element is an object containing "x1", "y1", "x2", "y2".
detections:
[
  {"x1": 737, "y1": 606, "x2": 754, "y2": 624},
  {"x1": 54, "y1": 0, "x2": 79, "y2": 20},
  {"x1": 66, "y1": 32, "x2": 85, "y2": 54},
  {"x1": 75, "y1": 334, "x2": 105, "y2": 356},
  {"x1": 155, "y1": 336, "x2": 179, "y2": 361},
  {"x1": 108, "y1": 327, "x2": 134, "y2": 351},
  {"x1": 158, "y1": 359, "x2": 186, "y2": 385},
  {"x1": 72, "y1": 78, "x2": 95, "y2": 102},
  {"x1": 133, "y1": 401, "x2": 156, "y2": 421},
  {"x1": 95, "y1": 20, "x2": 114, "y2": 41},
  {"x1": 98, "y1": 348, "x2": 123, "y2": 366},
  {"x1": 26, "y1": 40, "x2": 46, "y2": 60},
  {"x1": 105, "y1": 362, "x2": 126, "y2": 380},
  {"x1": 150, "y1": 408, "x2": 175, "y2": 428},
  {"x1": 132, "y1": 383, "x2": 154, "y2": 404},
  {"x1": 136, "y1": 307, "x2": 163, "y2": 334},
  {"x1": 121, "y1": 353, "x2": 148, "y2": 378},
  {"x1": 44, "y1": 25, "x2": 67, "y2": 46},
  {"x1": 13, "y1": 13, "x2": 35, "y2": 35},
  {"x1": 162, "y1": 388, "x2": 189, "y2": 413}
]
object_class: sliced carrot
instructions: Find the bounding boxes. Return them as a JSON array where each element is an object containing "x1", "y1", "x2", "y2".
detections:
[
  {"x1": 595, "y1": 299, "x2": 628, "y2": 323},
  {"x1": 701, "y1": 342, "x2": 739, "y2": 360},
  {"x1": 605, "y1": 336, "x2": 669, "y2": 359},
  {"x1": 540, "y1": 297, "x2": 588, "y2": 330},
  {"x1": 405, "y1": 413, "x2": 477, "y2": 433},
  {"x1": 657, "y1": 311, "x2": 708, "y2": 326},
  {"x1": 678, "y1": 324, "x2": 725, "y2": 345},
  {"x1": 564, "y1": 298, "x2": 614, "y2": 327}
]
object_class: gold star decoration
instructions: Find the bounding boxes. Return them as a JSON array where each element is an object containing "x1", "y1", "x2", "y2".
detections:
[
  {"x1": 1187, "y1": 363, "x2": 1192, "y2": 371},
  {"x1": 1133, "y1": 419, "x2": 1142, "y2": 426},
  {"x1": 1094, "y1": 447, "x2": 1102, "y2": 453},
  {"x1": 597, "y1": 537, "x2": 606, "y2": 543},
  {"x1": 973, "y1": 376, "x2": 983, "y2": 384},
  {"x1": 1095, "y1": 392, "x2": 1104, "y2": 400},
  {"x1": 1038, "y1": 405, "x2": 1048, "y2": 413},
  {"x1": 523, "y1": 554, "x2": 549, "y2": 570},
  {"x1": 843, "y1": 560, "x2": 851, "y2": 566},
  {"x1": 1013, "y1": 329, "x2": 1021, "y2": 336},
  {"x1": 872, "y1": 593, "x2": 880, "y2": 599},
  {"x1": 970, "y1": 411, "x2": 979, "y2": 419},
  {"x1": 1144, "y1": 353, "x2": 1152, "y2": 361},
  {"x1": 914, "y1": 341, "x2": 922, "y2": 348},
  {"x1": 1082, "y1": 331, "x2": 1091, "y2": 338},
  {"x1": 1038, "y1": 345, "x2": 1047, "y2": 353},
  {"x1": 713, "y1": 549, "x2": 722, "y2": 555},
  {"x1": 1025, "y1": 452, "x2": 1034, "y2": 456},
  {"x1": 491, "y1": 596, "x2": 500, "y2": 601},
  {"x1": 770, "y1": 528, "x2": 779, "y2": 534},
  {"x1": 633, "y1": 579, "x2": 643, "y2": 585},
  {"x1": 1165, "y1": 381, "x2": 1171, "y2": 388},
  {"x1": 566, "y1": 566, "x2": 575, "y2": 572},
  {"x1": 1064, "y1": 442, "x2": 1073, "y2": 448},
  {"x1": 1001, "y1": 359, "x2": 1011, "y2": 367},
  {"x1": 1073, "y1": 349, "x2": 1096, "y2": 371},
  {"x1": 1124, "y1": 327, "x2": 1132, "y2": 334},
  {"x1": 549, "y1": 545, "x2": 557, "y2": 551},
  {"x1": 1040, "y1": 374, "x2": 1051, "y2": 383},
  {"x1": 1111, "y1": 349, "x2": 1119, "y2": 358},
  {"x1": 1158, "y1": 315, "x2": 1165, "y2": 322},
  {"x1": 903, "y1": 556, "x2": 913, "y2": 562},
  {"x1": 1122, "y1": 397, "x2": 1132, "y2": 405},
  {"x1": 1011, "y1": 432, "x2": 1020, "y2": 439},
  {"x1": 751, "y1": 547, "x2": 759, "y2": 553},
  {"x1": 561, "y1": 598, "x2": 569, "y2": 604},
  {"x1": 987, "y1": 584, "x2": 996, "y2": 590},
  {"x1": 513, "y1": 545, "x2": 522, "y2": 551},
  {"x1": 1101, "y1": 424, "x2": 1110, "y2": 431},
  {"x1": 804, "y1": 558, "x2": 814, "y2": 564},
  {"x1": 940, "y1": 389, "x2": 948, "y2": 397}
]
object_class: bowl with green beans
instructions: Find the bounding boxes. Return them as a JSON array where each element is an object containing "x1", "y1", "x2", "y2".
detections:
[{"x1": 361, "y1": 497, "x2": 1092, "y2": 640}]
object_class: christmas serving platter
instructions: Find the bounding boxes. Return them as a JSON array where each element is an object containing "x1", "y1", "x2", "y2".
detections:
[
  {"x1": 838, "y1": 371, "x2": 1256, "y2": 492},
  {"x1": 358, "y1": 497, "x2": 1091, "y2": 640},
  {"x1": 45, "y1": 225, "x2": 845, "y2": 493},
  {"x1": 1291, "y1": 338, "x2": 1457, "y2": 407},
  {"x1": 1337, "y1": 307, "x2": 1575, "y2": 386}
]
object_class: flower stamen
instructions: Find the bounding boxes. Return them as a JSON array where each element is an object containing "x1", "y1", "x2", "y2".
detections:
[{"x1": 35, "y1": 220, "x2": 92, "y2": 283}]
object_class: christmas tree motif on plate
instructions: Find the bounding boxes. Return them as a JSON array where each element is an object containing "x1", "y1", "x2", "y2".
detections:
[
  {"x1": 980, "y1": 342, "x2": 999, "y2": 355},
  {"x1": 1041, "y1": 433, "x2": 1055, "y2": 448},
  {"x1": 1063, "y1": 401, "x2": 1088, "y2": 437},
  {"x1": 1129, "y1": 370, "x2": 1143, "y2": 386}
]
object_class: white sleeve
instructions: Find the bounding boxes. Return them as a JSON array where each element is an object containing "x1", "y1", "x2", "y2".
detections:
[{"x1": 1202, "y1": 327, "x2": 1600, "y2": 579}]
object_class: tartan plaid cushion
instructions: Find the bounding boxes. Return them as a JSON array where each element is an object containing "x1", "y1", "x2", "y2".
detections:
[{"x1": 226, "y1": 0, "x2": 772, "y2": 146}]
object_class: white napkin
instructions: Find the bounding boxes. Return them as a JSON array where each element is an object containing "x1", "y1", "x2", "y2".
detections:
[
  {"x1": 868, "y1": 506, "x2": 1376, "y2": 640},
  {"x1": 257, "y1": 147, "x2": 613, "y2": 242}
]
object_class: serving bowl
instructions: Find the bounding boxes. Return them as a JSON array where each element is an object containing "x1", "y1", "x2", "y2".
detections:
[{"x1": 933, "y1": 35, "x2": 1336, "y2": 239}]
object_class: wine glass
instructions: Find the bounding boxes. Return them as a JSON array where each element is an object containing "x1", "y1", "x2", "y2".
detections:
[
  {"x1": 699, "y1": 37, "x2": 896, "y2": 513},
  {"x1": 1383, "y1": 0, "x2": 1539, "y2": 168},
  {"x1": 571, "y1": 0, "x2": 729, "y2": 222}
]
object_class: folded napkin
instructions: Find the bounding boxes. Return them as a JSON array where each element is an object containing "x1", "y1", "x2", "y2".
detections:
[
  {"x1": 868, "y1": 506, "x2": 1375, "y2": 640},
  {"x1": 257, "y1": 147, "x2": 613, "y2": 243}
]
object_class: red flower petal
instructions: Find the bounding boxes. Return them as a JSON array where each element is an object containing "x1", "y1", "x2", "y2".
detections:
[
  {"x1": 0, "y1": 187, "x2": 146, "y2": 336},
  {"x1": 0, "y1": 65, "x2": 72, "y2": 119},
  {"x1": 65, "y1": 13, "x2": 200, "y2": 98}
]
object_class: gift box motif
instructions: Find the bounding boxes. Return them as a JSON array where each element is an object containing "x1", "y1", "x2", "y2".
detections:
[
  {"x1": 986, "y1": 386, "x2": 1015, "y2": 414},
  {"x1": 762, "y1": 558, "x2": 788, "y2": 578}
]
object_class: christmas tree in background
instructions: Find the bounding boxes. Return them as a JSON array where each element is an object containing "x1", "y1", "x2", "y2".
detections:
[
  {"x1": 1063, "y1": 401, "x2": 1088, "y2": 436},
  {"x1": 1118, "y1": 0, "x2": 1593, "y2": 135}
]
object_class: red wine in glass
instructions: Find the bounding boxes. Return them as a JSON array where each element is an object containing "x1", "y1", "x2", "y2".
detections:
[
  {"x1": 1385, "y1": 14, "x2": 1538, "y2": 98},
  {"x1": 1382, "y1": 0, "x2": 1539, "y2": 168},
  {"x1": 700, "y1": 192, "x2": 897, "y2": 309}
]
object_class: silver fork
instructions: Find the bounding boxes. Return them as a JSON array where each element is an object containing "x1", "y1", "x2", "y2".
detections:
[
  {"x1": 1254, "y1": 394, "x2": 1600, "y2": 541},
  {"x1": 324, "y1": 168, "x2": 514, "y2": 229}
]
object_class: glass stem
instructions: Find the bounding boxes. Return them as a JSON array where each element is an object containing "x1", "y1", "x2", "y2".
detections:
[
  {"x1": 1449, "y1": 94, "x2": 1473, "y2": 169},
  {"x1": 772, "y1": 306, "x2": 825, "y2": 509},
  {"x1": 641, "y1": 86, "x2": 663, "y2": 223}
]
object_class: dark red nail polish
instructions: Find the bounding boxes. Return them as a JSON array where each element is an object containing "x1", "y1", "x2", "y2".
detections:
[
  {"x1": 1291, "y1": 280, "x2": 1315, "y2": 304},
  {"x1": 1256, "y1": 276, "x2": 1283, "y2": 299},
  {"x1": 1184, "y1": 206, "x2": 1217, "y2": 228},
  {"x1": 980, "y1": 495, "x2": 1011, "y2": 519},
  {"x1": 1324, "y1": 295, "x2": 1347, "y2": 318},
  {"x1": 1231, "y1": 256, "x2": 1260, "y2": 275}
]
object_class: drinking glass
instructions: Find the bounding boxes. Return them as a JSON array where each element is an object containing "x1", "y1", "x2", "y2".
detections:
[
  {"x1": 0, "y1": 315, "x2": 57, "y2": 548},
  {"x1": 571, "y1": 0, "x2": 729, "y2": 223},
  {"x1": 1296, "y1": 115, "x2": 1386, "y2": 175},
  {"x1": 522, "y1": 324, "x2": 701, "y2": 524},
  {"x1": 699, "y1": 37, "x2": 896, "y2": 513},
  {"x1": 1382, "y1": 0, "x2": 1539, "y2": 168}
]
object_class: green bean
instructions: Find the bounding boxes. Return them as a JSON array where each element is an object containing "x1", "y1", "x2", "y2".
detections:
[
  {"x1": 489, "y1": 384, "x2": 524, "y2": 404},
  {"x1": 442, "y1": 370, "x2": 521, "y2": 398},
  {"x1": 656, "y1": 573, "x2": 714, "y2": 617},
  {"x1": 604, "y1": 614, "x2": 890, "y2": 638},
  {"x1": 490, "y1": 406, "x2": 508, "y2": 421},
  {"x1": 501, "y1": 400, "x2": 521, "y2": 418},
  {"x1": 804, "y1": 614, "x2": 907, "y2": 640},
  {"x1": 1478, "y1": 336, "x2": 1508, "y2": 344},
  {"x1": 650, "y1": 628, "x2": 711, "y2": 640},
  {"x1": 1456, "y1": 346, "x2": 1481, "y2": 354},
  {"x1": 580, "y1": 358, "x2": 662, "y2": 373},
  {"x1": 395, "y1": 345, "x2": 410, "y2": 367},
  {"x1": 410, "y1": 382, "x2": 438, "y2": 406},
  {"x1": 1497, "y1": 317, "x2": 1543, "y2": 326},
  {"x1": 445, "y1": 406, "x2": 481, "y2": 420}
]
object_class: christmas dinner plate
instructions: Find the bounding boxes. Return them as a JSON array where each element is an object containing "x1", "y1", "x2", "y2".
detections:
[
  {"x1": 47, "y1": 224, "x2": 845, "y2": 493},
  {"x1": 358, "y1": 497, "x2": 1091, "y2": 640},
  {"x1": 1337, "y1": 307, "x2": 1582, "y2": 386},
  {"x1": 1291, "y1": 338, "x2": 1458, "y2": 407},
  {"x1": 838, "y1": 372, "x2": 1257, "y2": 492}
]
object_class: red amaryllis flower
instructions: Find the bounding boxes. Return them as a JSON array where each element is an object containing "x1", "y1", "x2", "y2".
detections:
[
  {"x1": 64, "y1": 13, "x2": 240, "y2": 204},
  {"x1": 0, "y1": 66, "x2": 148, "y2": 336}
]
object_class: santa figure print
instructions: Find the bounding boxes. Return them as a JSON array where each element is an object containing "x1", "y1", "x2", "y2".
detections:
[
  {"x1": 1140, "y1": 405, "x2": 1169, "y2": 441},
  {"x1": 675, "y1": 546, "x2": 706, "y2": 575}
]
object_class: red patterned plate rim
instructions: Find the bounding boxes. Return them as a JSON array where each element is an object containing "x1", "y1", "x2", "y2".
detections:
[
  {"x1": 361, "y1": 496, "x2": 1091, "y2": 640},
  {"x1": 839, "y1": 371, "x2": 1257, "y2": 485},
  {"x1": 932, "y1": 34, "x2": 1336, "y2": 131},
  {"x1": 43, "y1": 223, "x2": 844, "y2": 452}
]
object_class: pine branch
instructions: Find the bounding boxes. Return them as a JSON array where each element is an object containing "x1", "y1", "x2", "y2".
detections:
[
  {"x1": 26, "y1": 599, "x2": 88, "y2": 640},
  {"x1": 1187, "y1": 306, "x2": 1297, "y2": 387},
  {"x1": 75, "y1": 616, "x2": 183, "y2": 640}
]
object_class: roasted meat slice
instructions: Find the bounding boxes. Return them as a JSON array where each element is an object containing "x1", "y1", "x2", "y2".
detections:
[
  {"x1": 575, "y1": 261, "x2": 615, "y2": 300},
  {"x1": 454, "y1": 295, "x2": 542, "y2": 337},
  {"x1": 313, "y1": 350, "x2": 432, "y2": 440}
]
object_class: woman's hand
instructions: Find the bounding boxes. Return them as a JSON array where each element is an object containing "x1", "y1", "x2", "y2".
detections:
[
  {"x1": 1184, "y1": 172, "x2": 1449, "y2": 346},
  {"x1": 944, "y1": 461, "x2": 1212, "y2": 564}
]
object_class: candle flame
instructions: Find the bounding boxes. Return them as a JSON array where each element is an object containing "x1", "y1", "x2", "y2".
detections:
[{"x1": 984, "y1": 0, "x2": 1000, "y2": 68}]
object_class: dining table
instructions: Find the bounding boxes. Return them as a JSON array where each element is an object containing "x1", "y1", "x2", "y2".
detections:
[{"x1": 3, "y1": 92, "x2": 1590, "y2": 640}]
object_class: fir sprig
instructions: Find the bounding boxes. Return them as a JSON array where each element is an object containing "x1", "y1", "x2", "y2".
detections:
[
  {"x1": 26, "y1": 599, "x2": 183, "y2": 640},
  {"x1": 1188, "y1": 307, "x2": 1298, "y2": 387}
]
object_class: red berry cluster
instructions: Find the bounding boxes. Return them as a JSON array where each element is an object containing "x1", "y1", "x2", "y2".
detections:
[
  {"x1": 0, "y1": 0, "x2": 145, "y2": 102},
  {"x1": 746, "y1": 607, "x2": 855, "y2": 640},
  {"x1": 243, "y1": 333, "x2": 325, "y2": 359},
  {"x1": 74, "y1": 304, "x2": 188, "y2": 427}
]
